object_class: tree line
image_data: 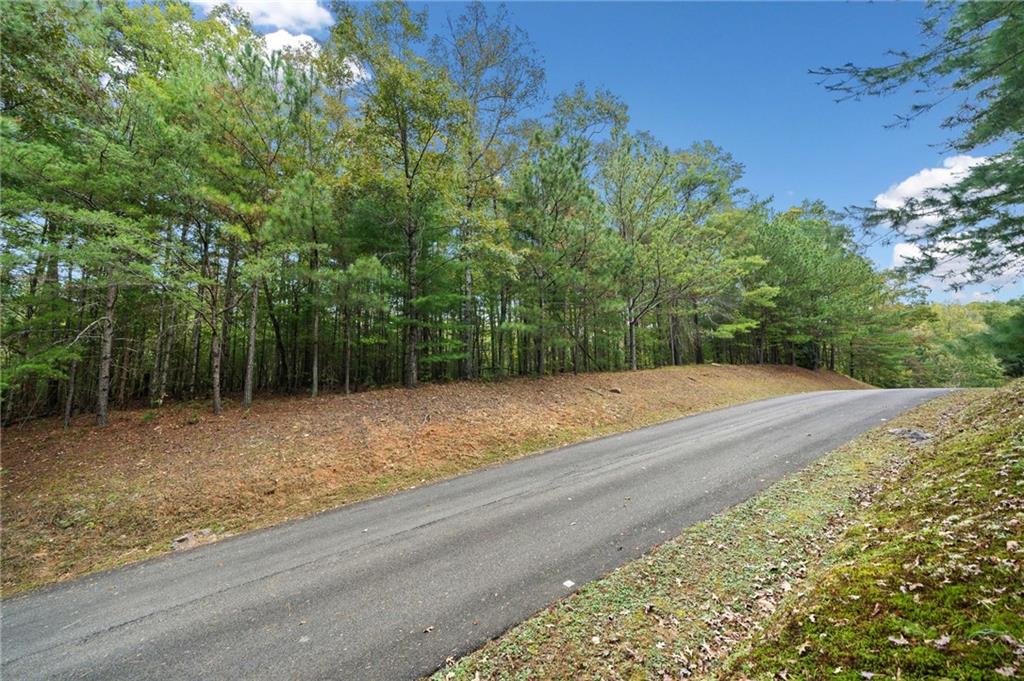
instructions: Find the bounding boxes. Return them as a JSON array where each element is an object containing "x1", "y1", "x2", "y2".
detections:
[{"x1": 1, "y1": 1, "x2": 1018, "y2": 426}]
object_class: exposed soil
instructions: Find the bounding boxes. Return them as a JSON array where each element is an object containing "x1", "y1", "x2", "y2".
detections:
[{"x1": 1, "y1": 364, "x2": 867, "y2": 595}]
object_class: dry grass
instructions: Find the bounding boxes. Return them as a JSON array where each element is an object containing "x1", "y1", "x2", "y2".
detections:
[{"x1": 1, "y1": 364, "x2": 866, "y2": 595}]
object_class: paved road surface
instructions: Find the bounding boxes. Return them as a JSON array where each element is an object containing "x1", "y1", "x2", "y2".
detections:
[{"x1": 1, "y1": 388, "x2": 948, "y2": 681}]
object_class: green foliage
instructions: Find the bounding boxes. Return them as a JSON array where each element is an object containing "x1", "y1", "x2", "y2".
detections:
[
  {"x1": 980, "y1": 298, "x2": 1024, "y2": 377},
  {"x1": 817, "y1": 1, "x2": 1024, "y2": 286},
  {"x1": 907, "y1": 303, "x2": 1006, "y2": 387},
  {"x1": 0, "y1": 0, "x2": 1011, "y2": 424}
]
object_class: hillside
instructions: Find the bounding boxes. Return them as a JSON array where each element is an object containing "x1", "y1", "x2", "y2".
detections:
[{"x1": 1, "y1": 365, "x2": 865, "y2": 595}]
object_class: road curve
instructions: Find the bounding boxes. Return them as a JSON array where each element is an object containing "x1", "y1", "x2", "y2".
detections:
[{"x1": 1, "y1": 388, "x2": 948, "y2": 681}]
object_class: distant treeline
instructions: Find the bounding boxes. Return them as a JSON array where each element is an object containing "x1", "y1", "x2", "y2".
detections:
[{"x1": 2, "y1": 1, "x2": 1021, "y2": 426}]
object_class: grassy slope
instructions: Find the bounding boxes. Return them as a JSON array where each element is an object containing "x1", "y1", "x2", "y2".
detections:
[
  {"x1": 723, "y1": 381, "x2": 1023, "y2": 680},
  {"x1": 1, "y1": 365, "x2": 863, "y2": 595},
  {"x1": 435, "y1": 384, "x2": 1022, "y2": 681}
]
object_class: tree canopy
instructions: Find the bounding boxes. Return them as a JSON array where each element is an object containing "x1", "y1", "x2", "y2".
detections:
[
  {"x1": 815, "y1": 0, "x2": 1023, "y2": 287},
  {"x1": 1, "y1": 0, "x2": 1016, "y2": 426}
]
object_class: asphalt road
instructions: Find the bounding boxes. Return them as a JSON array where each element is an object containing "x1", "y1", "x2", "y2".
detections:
[{"x1": 1, "y1": 388, "x2": 948, "y2": 681}]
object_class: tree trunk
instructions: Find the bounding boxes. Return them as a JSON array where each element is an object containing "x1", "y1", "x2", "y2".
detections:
[
  {"x1": 757, "y1": 315, "x2": 766, "y2": 365},
  {"x1": 311, "y1": 292, "x2": 320, "y2": 397},
  {"x1": 210, "y1": 318, "x2": 222, "y2": 415},
  {"x1": 243, "y1": 283, "x2": 258, "y2": 407},
  {"x1": 535, "y1": 290, "x2": 545, "y2": 376},
  {"x1": 207, "y1": 239, "x2": 223, "y2": 415},
  {"x1": 96, "y1": 282, "x2": 118, "y2": 426},
  {"x1": 221, "y1": 244, "x2": 237, "y2": 392},
  {"x1": 257, "y1": 310, "x2": 267, "y2": 391},
  {"x1": 150, "y1": 290, "x2": 167, "y2": 405},
  {"x1": 570, "y1": 304, "x2": 579, "y2": 374},
  {"x1": 460, "y1": 266, "x2": 474, "y2": 379},
  {"x1": 693, "y1": 310, "x2": 703, "y2": 365},
  {"x1": 261, "y1": 278, "x2": 289, "y2": 390},
  {"x1": 187, "y1": 312, "x2": 201, "y2": 397},
  {"x1": 117, "y1": 331, "x2": 131, "y2": 407},
  {"x1": 209, "y1": 277, "x2": 222, "y2": 415},
  {"x1": 157, "y1": 304, "x2": 176, "y2": 404},
  {"x1": 288, "y1": 286, "x2": 298, "y2": 393},
  {"x1": 560, "y1": 296, "x2": 569, "y2": 373},
  {"x1": 488, "y1": 299, "x2": 498, "y2": 376},
  {"x1": 404, "y1": 231, "x2": 420, "y2": 389},
  {"x1": 343, "y1": 305, "x2": 352, "y2": 395},
  {"x1": 188, "y1": 231, "x2": 211, "y2": 398},
  {"x1": 63, "y1": 360, "x2": 77, "y2": 428},
  {"x1": 497, "y1": 285, "x2": 508, "y2": 376},
  {"x1": 669, "y1": 313, "x2": 680, "y2": 366},
  {"x1": 627, "y1": 302, "x2": 638, "y2": 371},
  {"x1": 309, "y1": 242, "x2": 321, "y2": 397}
]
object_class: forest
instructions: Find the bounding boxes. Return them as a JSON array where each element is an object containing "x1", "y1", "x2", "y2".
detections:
[{"x1": 2, "y1": 0, "x2": 1022, "y2": 427}]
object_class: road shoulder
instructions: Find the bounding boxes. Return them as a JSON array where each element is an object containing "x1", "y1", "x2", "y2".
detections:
[{"x1": 433, "y1": 388, "x2": 995, "y2": 679}]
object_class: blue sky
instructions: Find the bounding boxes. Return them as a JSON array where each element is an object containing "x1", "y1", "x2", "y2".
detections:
[{"x1": 192, "y1": 1, "x2": 1021, "y2": 302}]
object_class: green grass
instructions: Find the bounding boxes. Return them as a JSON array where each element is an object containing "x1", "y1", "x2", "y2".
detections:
[
  {"x1": 433, "y1": 386, "x2": 1021, "y2": 681},
  {"x1": 723, "y1": 381, "x2": 1024, "y2": 680}
]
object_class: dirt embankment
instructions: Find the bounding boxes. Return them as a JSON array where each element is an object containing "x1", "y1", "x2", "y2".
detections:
[{"x1": 1, "y1": 364, "x2": 867, "y2": 594}]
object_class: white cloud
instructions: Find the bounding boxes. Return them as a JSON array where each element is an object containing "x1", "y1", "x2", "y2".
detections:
[
  {"x1": 874, "y1": 155, "x2": 986, "y2": 232},
  {"x1": 892, "y1": 239, "x2": 979, "y2": 291},
  {"x1": 263, "y1": 29, "x2": 318, "y2": 55},
  {"x1": 946, "y1": 287, "x2": 1007, "y2": 303},
  {"x1": 260, "y1": 30, "x2": 369, "y2": 85},
  {"x1": 892, "y1": 238, "x2": 1018, "y2": 297},
  {"x1": 192, "y1": 3, "x2": 370, "y2": 83},
  {"x1": 892, "y1": 241, "x2": 922, "y2": 269},
  {"x1": 881, "y1": 155, "x2": 1021, "y2": 295},
  {"x1": 343, "y1": 58, "x2": 371, "y2": 85},
  {"x1": 193, "y1": 0, "x2": 332, "y2": 32}
]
